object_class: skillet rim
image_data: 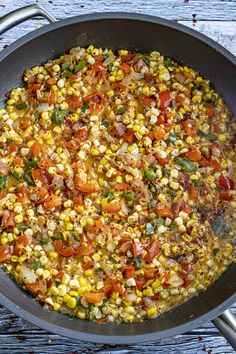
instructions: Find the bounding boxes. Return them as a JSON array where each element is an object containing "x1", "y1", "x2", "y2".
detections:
[{"x1": 0, "y1": 11, "x2": 235, "y2": 344}]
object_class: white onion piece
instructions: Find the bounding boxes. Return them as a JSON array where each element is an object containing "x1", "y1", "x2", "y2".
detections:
[
  {"x1": 0, "y1": 164, "x2": 8, "y2": 175},
  {"x1": 103, "y1": 54, "x2": 116, "y2": 66},
  {"x1": 20, "y1": 264, "x2": 37, "y2": 284}
]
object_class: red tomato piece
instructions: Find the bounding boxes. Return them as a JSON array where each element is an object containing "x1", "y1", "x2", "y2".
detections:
[
  {"x1": 75, "y1": 128, "x2": 88, "y2": 141},
  {"x1": 219, "y1": 191, "x2": 232, "y2": 201},
  {"x1": 2, "y1": 210, "x2": 15, "y2": 227},
  {"x1": 144, "y1": 268, "x2": 159, "y2": 279},
  {"x1": 218, "y1": 175, "x2": 235, "y2": 190},
  {"x1": 205, "y1": 104, "x2": 215, "y2": 118},
  {"x1": 159, "y1": 90, "x2": 171, "y2": 109},
  {"x1": 44, "y1": 195, "x2": 61, "y2": 210},
  {"x1": 92, "y1": 61, "x2": 106, "y2": 72},
  {"x1": 182, "y1": 119, "x2": 197, "y2": 138},
  {"x1": 16, "y1": 185, "x2": 28, "y2": 204},
  {"x1": 123, "y1": 130, "x2": 135, "y2": 143},
  {"x1": 188, "y1": 185, "x2": 199, "y2": 200},
  {"x1": 26, "y1": 279, "x2": 47, "y2": 295},
  {"x1": 84, "y1": 292, "x2": 105, "y2": 304},
  {"x1": 122, "y1": 265, "x2": 135, "y2": 278},
  {"x1": 54, "y1": 240, "x2": 76, "y2": 257},
  {"x1": 120, "y1": 63, "x2": 131, "y2": 74},
  {"x1": 146, "y1": 241, "x2": 160, "y2": 263},
  {"x1": 31, "y1": 141, "x2": 41, "y2": 157},
  {"x1": 156, "y1": 207, "x2": 173, "y2": 219},
  {"x1": 184, "y1": 147, "x2": 202, "y2": 162},
  {"x1": 0, "y1": 245, "x2": 11, "y2": 262},
  {"x1": 114, "y1": 183, "x2": 131, "y2": 191}
]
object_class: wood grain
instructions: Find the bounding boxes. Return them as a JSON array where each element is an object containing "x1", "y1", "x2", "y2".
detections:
[
  {"x1": 1, "y1": 0, "x2": 236, "y2": 21},
  {"x1": 0, "y1": 1, "x2": 235, "y2": 353}
]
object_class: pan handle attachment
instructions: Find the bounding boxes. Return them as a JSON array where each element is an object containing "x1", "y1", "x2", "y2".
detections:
[
  {"x1": 212, "y1": 309, "x2": 236, "y2": 350},
  {"x1": 0, "y1": 4, "x2": 56, "y2": 35}
]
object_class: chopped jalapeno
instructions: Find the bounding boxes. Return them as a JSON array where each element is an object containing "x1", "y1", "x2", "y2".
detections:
[
  {"x1": 75, "y1": 61, "x2": 87, "y2": 72},
  {"x1": 0, "y1": 176, "x2": 7, "y2": 189},
  {"x1": 174, "y1": 157, "x2": 197, "y2": 172},
  {"x1": 197, "y1": 130, "x2": 217, "y2": 141},
  {"x1": 15, "y1": 101, "x2": 28, "y2": 110},
  {"x1": 82, "y1": 102, "x2": 89, "y2": 113},
  {"x1": 144, "y1": 169, "x2": 156, "y2": 180},
  {"x1": 29, "y1": 260, "x2": 45, "y2": 270},
  {"x1": 51, "y1": 109, "x2": 67, "y2": 125},
  {"x1": 124, "y1": 191, "x2": 136, "y2": 201},
  {"x1": 211, "y1": 210, "x2": 224, "y2": 236}
]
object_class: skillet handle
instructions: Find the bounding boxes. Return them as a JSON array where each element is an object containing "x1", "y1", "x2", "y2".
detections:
[
  {"x1": 212, "y1": 309, "x2": 236, "y2": 350},
  {"x1": 0, "y1": 4, "x2": 56, "y2": 35}
]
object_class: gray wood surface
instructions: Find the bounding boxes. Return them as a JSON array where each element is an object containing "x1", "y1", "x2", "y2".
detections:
[{"x1": 0, "y1": 0, "x2": 236, "y2": 353}]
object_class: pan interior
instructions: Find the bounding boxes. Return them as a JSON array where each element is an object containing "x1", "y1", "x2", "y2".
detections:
[{"x1": 0, "y1": 15, "x2": 235, "y2": 342}]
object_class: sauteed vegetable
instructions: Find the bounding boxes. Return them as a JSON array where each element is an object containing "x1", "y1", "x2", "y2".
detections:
[{"x1": 0, "y1": 45, "x2": 235, "y2": 323}]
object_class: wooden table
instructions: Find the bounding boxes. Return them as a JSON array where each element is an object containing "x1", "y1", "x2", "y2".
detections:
[{"x1": 0, "y1": 1, "x2": 235, "y2": 353}]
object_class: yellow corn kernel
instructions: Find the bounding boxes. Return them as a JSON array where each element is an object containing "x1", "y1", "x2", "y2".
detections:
[
  {"x1": 50, "y1": 286, "x2": 59, "y2": 296},
  {"x1": 147, "y1": 307, "x2": 157, "y2": 318},
  {"x1": 49, "y1": 251, "x2": 58, "y2": 259}
]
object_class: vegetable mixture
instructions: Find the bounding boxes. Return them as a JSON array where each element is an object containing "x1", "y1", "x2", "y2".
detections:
[{"x1": 0, "y1": 45, "x2": 235, "y2": 323}]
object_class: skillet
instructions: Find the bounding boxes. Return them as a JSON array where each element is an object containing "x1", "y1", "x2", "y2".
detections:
[{"x1": 0, "y1": 3, "x2": 235, "y2": 348}]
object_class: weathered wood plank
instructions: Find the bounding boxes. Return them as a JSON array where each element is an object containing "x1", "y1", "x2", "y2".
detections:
[
  {"x1": 0, "y1": 332, "x2": 234, "y2": 354},
  {"x1": 1, "y1": 0, "x2": 236, "y2": 21},
  {"x1": 0, "y1": 20, "x2": 235, "y2": 55}
]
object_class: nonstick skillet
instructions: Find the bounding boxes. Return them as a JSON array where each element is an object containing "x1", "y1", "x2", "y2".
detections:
[{"x1": 0, "y1": 3, "x2": 235, "y2": 348}]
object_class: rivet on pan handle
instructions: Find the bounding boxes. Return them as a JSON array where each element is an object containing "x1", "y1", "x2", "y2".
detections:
[
  {"x1": 0, "y1": 4, "x2": 56, "y2": 35},
  {"x1": 212, "y1": 309, "x2": 236, "y2": 350}
]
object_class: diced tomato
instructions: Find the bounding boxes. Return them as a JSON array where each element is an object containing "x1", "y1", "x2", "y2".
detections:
[
  {"x1": 17, "y1": 234, "x2": 32, "y2": 246},
  {"x1": 180, "y1": 263, "x2": 193, "y2": 275},
  {"x1": 8, "y1": 143, "x2": 19, "y2": 154},
  {"x1": 102, "y1": 201, "x2": 121, "y2": 214},
  {"x1": 66, "y1": 95, "x2": 82, "y2": 110},
  {"x1": 84, "y1": 292, "x2": 105, "y2": 304},
  {"x1": 44, "y1": 195, "x2": 61, "y2": 210},
  {"x1": 121, "y1": 53, "x2": 136, "y2": 62},
  {"x1": 47, "y1": 90, "x2": 58, "y2": 104},
  {"x1": 156, "y1": 207, "x2": 173, "y2": 219},
  {"x1": 20, "y1": 121, "x2": 32, "y2": 130},
  {"x1": 120, "y1": 63, "x2": 131, "y2": 74},
  {"x1": 205, "y1": 104, "x2": 215, "y2": 118},
  {"x1": 188, "y1": 185, "x2": 199, "y2": 200},
  {"x1": 159, "y1": 90, "x2": 171, "y2": 109},
  {"x1": 54, "y1": 240, "x2": 76, "y2": 257},
  {"x1": 111, "y1": 82, "x2": 126, "y2": 91},
  {"x1": 74, "y1": 177, "x2": 100, "y2": 194},
  {"x1": 156, "y1": 155, "x2": 168, "y2": 166},
  {"x1": 0, "y1": 191, "x2": 7, "y2": 199},
  {"x1": 82, "y1": 259, "x2": 94, "y2": 271},
  {"x1": 13, "y1": 156, "x2": 24, "y2": 167},
  {"x1": 26, "y1": 279, "x2": 47, "y2": 295},
  {"x1": 219, "y1": 191, "x2": 232, "y2": 201},
  {"x1": 83, "y1": 92, "x2": 105, "y2": 104},
  {"x1": 104, "y1": 278, "x2": 125, "y2": 296},
  {"x1": 179, "y1": 203, "x2": 193, "y2": 214},
  {"x1": 122, "y1": 265, "x2": 135, "y2": 278},
  {"x1": 182, "y1": 119, "x2": 197, "y2": 138},
  {"x1": 94, "y1": 54, "x2": 104, "y2": 62},
  {"x1": 133, "y1": 60, "x2": 144, "y2": 72},
  {"x1": 92, "y1": 61, "x2": 106, "y2": 72},
  {"x1": 184, "y1": 147, "x2": 201, "y2": 162},
  {"x1": 162, "y1": 272, "x2": 170, "y2": 288},
  {"x1": 76, "y1": 241, "x2": 93, "y2": 258},
  {"x1": 31, "y1": 141, "x2": 41, "y2": 157},
  {"x1": 2, "y1": 210, "x2": 15, "y2": 227},
  {"x1": 16, "y1": 185, "x2": 28, "y2": 204},
  {"x1": 153, "y1": 128, "x2": 165, "y2": 140},
  {"x1": 182, "y1": 275, "x2": 192, "y2": 288},
  {"x1": 218, "y1": 175, "x2": 234, "y2": 190},
  {"x1": 135, "y1": 278, "x2": 145, "y2": 291},
  {"x1": 32, "y1": 169, "x2": 48, "y2": 185},
  {"x1": 146, "y1": 240, "x2": 160, "y2": 263},
  {"x1": 39, "y1": 157, "x2": 56, "y2": 170},
  {"x1": 210, "y1": 159, "x2": 221, "y2": 171},
  {"x1": 175, "y1": 94, "x2": 185, "y2": 106},
  {"x1": 114, "y1": 183, "x2": 131, "y2": 191},
  {"x1": 133, "y1": 241, "x2": 144, "y2": 257},
  {"x1": 144, "y1": 268, "x2": 159, "y2": 279},
  {"x1": 46, "y1": 77, "x2": 57, "y2": 86},
  {"x1": 123, "y1": 130, "x2": 135, "y2": 144},
  {"x1": 0, "y1": 245, "x2": 11, "y2": 262},
  {"x1": 75, "y1": 128, "x2": 88, "y2": 141},
  {"x1": 29, "y1": 83, "x2": 42, "y2": 92},
  {"x1": 199, "y1": 157, "x2": 209, "y2": 167},
  {"x1": 140, "y1": 94, "x2": 155, "y2": 106},
  {"x1": 73, "y1": 195, "x2": 84, "y2": 206}
]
